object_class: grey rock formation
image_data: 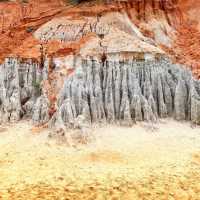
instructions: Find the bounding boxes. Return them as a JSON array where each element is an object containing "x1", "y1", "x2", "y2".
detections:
[
  {"x1": 1, "y1": 56, "x2": 200, "y2": 130},
  {"x1": 191, "y1": 80, "x2": 200, "y2": 124},
  {"x1": 0, "y1": 58, "x2": 43, "y2": 123},
  {"x1": 50, "y1": 56, "x2": 197, "y2": 130},
  {"x1": 32, "y1": 95, "x2": 50, "y2": 125},
  {"x1": 174, "y1": 77, "x2": 188, "y2": 120},
  {"x1": 0, "y1": 58, "x2": 21, "y2": 122}
]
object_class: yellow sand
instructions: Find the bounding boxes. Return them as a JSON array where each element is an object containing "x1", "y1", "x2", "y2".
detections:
[{"x1": 0, "y1": 119, "x2": 200, "y2": 199}]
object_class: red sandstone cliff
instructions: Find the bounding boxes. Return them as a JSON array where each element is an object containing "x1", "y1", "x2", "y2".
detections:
[{"x1": 0, "y1": 0, "x2": 199, "y2": 75}]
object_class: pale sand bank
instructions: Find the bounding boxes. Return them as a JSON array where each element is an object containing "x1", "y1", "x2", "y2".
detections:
[{"x1": 0, "y1": 120, "x2": 199, "y2": 199}]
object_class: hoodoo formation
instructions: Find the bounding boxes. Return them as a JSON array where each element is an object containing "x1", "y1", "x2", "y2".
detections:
[{"x1": 0, "y1": 0, "x2": 200, "y2": 133}]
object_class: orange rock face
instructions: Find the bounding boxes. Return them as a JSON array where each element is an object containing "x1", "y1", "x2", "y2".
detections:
[
  {"x1": 0, "y1": 0, "x2": 64, "y2": 62},
  {"x1": 0, "y1": 0, "x2": 199, "y2": 75},
  {"x1": 179, "y1": 0, "x2": 200, "y2": 29},
  {"x1": 173, "y1": 0, "x2": 200, "y2": 78}
]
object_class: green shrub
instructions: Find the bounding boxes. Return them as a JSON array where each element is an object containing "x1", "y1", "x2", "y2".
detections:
[{"x1": 32, "y1": 80, "x2": 41, "y2": 96}]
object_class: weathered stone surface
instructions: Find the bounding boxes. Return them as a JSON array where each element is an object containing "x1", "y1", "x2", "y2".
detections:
[
  {"x1": 1, "y1": 56, "x2": 200, "y2": 128},
  {"x1": 0, "y1": 58, "x2": 43, "y2": 123},
  {"x1": 191, "y1": 80, "x2": 200, "y2": 124},
  {"x1": 32, "y1": 95, "x2": 49, "y2": 125},
  {"x1": 0, "y1": 58, "x2": 21, "y2": 122},
  {"x1": 51, "y1": 56, "x2": 199, "y2": 129},
  {"x1": 174, "y1": 77, "x2": 188, "y2": 120}
]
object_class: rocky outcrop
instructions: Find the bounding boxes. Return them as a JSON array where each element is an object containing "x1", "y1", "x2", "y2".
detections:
[
  {"x1": 0, "y1": 0, "x2": 199, "y2": 77},
  {"x1": 0, "y1": 58, "x2": 45, "y2": 123},
  {"x1": 191, "y1": 80, "x2": 200, "y2": 124},
  {"x1": 1, "y1": 56, "x2": 200, "y2": 128},
  {"x1": 0, "y1": 58, "x2": 21, "y2": 122},
  {"x1": 48, "y1": 57, "x2": 200, "y2": 130}
]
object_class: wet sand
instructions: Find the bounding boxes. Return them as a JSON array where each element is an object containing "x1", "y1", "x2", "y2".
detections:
[{"x1": 0, "y1": 120, "x2": 200, "y2": 199}]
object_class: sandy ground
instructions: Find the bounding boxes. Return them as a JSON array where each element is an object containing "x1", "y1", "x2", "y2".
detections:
[{"x1": 0, "y1": 119, "x2": 200, "y2": 199}]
